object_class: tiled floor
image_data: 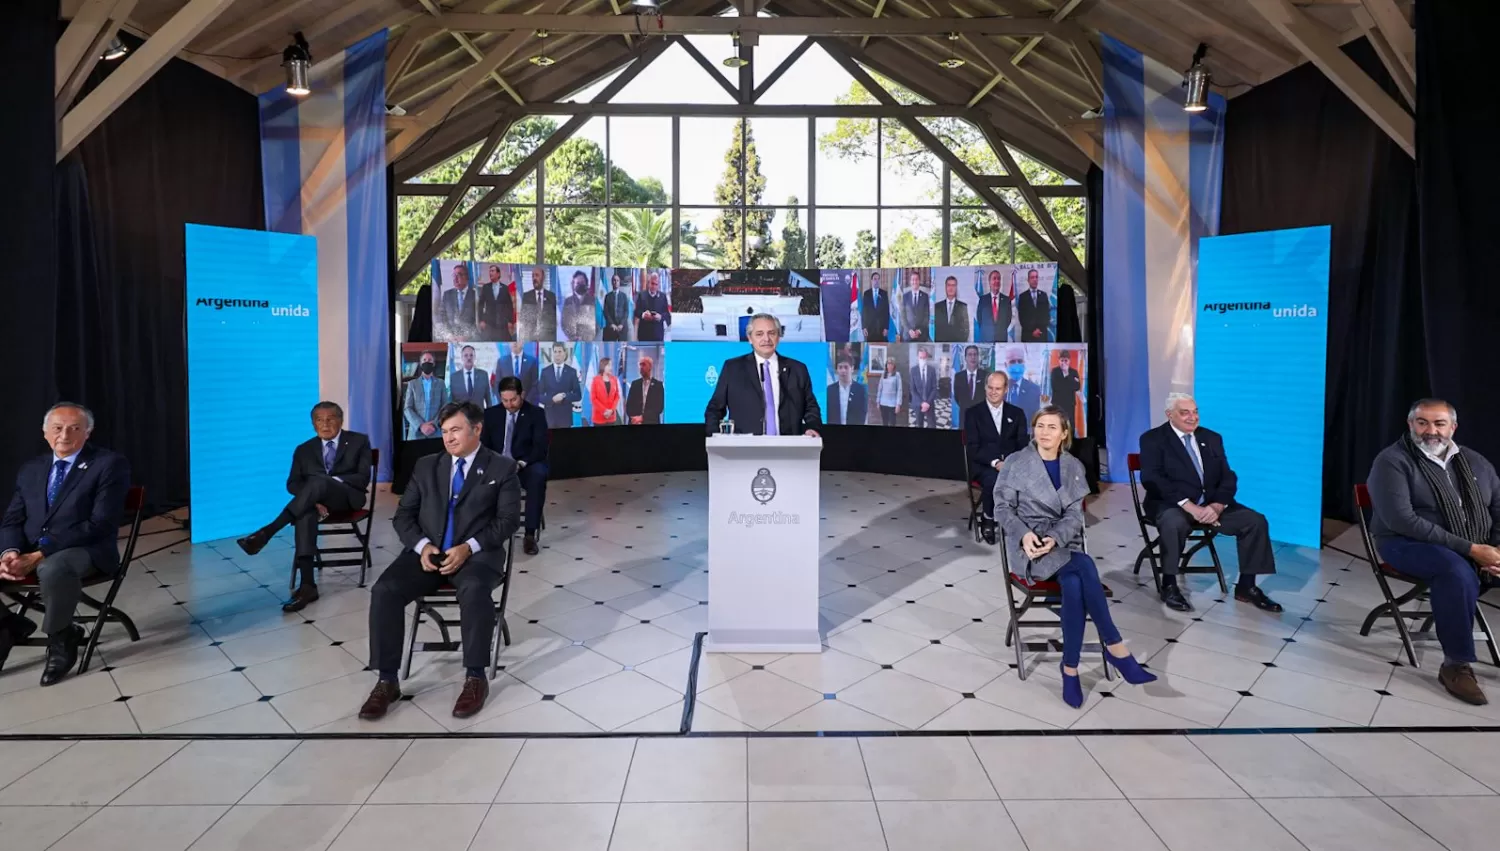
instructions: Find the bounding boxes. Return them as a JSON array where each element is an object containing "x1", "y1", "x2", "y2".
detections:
[
  {"x1": 5, "y1": 732, "x2": 1500, "y2": 850},
  {"x1": 2, "y1": 471, "x2": 1498, "y2": 735}
]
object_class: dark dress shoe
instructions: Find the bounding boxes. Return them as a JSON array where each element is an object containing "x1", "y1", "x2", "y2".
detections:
[
  {"x1": 981, "y1": 520, "x2": 997, "y2": 546},
  {"x1": 1159, "y1": 584, "x2": 1193, "y2": 612},
  {"x1": 452, "y1": 675, "x2": 490, "y2": 718},
  {"x1": 1440, "y1": 663, "x2": 1488, "y2": 706},
  {"x1": 281, "y1": 584, "x2": 320, "y2": 613},
  {"x1": 39, "y1": 624, "x2": 84, "y2": 687},
  {"x1": 359, "y1": 680, "x2": 403, "y2": 720},
  {"x1": 0, "y1": 613, "x2": 38, "y2": 672},
  {"x1": 1234, "y1": 585, "x2": 1284, "y2": 613},
  {"x1": 523, "y1": 535, "x2": 539, "y2": 556},
  {"x1": 236, "y1": 529, "x2": 271, "y2": 557}
]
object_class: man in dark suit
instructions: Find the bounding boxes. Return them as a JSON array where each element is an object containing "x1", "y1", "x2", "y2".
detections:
[
  {"x1": 236, "y1": 402, "x2": 372, "y2": 613},
  {"x1": 634, "y1": 271, "x2": 671, "y2": 342},
  {"x1": 496, "y1": 342, "x2": 539, "y2": 396},
  {"x1": 952, "y1": 344, "x2": 989, "y2": 428},
  {"x1": 705, "y1": 313, "x2": 822, "y2": 436},
  {"x1": 439, "y1": 264, "x2": 478, "y2": 339},
  {"x1": 520, "y1": 266, "x2": 558, "y2": 341},
  {"x1": 482, "y1": 376, "x2": 549, "y2": 555},
  {"x1": 933, "y1": 275, "x2": 970, "y2": 343},
  {"x1": 1139, "y1": 393, "x2": 1280, "y2": 613},
  {"x1": 477, "y1": 263, "x2": 515, "y2": 342},
  {"x1": 976, "y1": 268, "x2": 1012, "y2": 343},
  {"x1": 1017, "y1": 268, "x2": 1052, "y2": 342},
  {"x1": 825, "y1": 358, "x2": 867, "y2": 426},
  {"x1": 602, "y1": 272, "x2": 631, "y2": 341},
  {"x1": 908, "y1": 346, "x2": 938, "y2": 429},
  {"x1": 627, "y1": 356, "x2": 665, "y2": 425},
  {"x1": 900, "y1": 270, "x2": 930, "y2": 342},
  {"x1": 963, "y1": 374, "x2": 1027, "y2": 544},
  {"x1": 449, "y1": 345, "x2": 491, "y2": 409},
  {"x1": 1049, "y1": 350, "x2": 1082, "y2": 430},
  {"x1": 360, "y1": 401, "x2": 520, "y2": 721},
  {"x1": 0, "y1": 402, "x2": 130, "y2": 683},
  {"x1": 860, "y1": 271, "x2": 890, "y2": 343},
  {"x1": 535, "y1": 343, "x2": 581, "y2": 429}
]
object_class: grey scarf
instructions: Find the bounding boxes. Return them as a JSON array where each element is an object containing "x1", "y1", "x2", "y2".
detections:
[{"x1": 1402, "y1": 431, "x2": 1492, "y2": 546}]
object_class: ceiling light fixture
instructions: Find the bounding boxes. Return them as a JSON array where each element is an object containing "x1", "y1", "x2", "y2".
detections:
[
  {"x1": 101, "y1": 36, "x2": 128, "y2": 61},
  {"x1": 283, "y1": 32, "x2": 312, "y2": 96},
  {"x1": 937, "y1": 33, "x2": 965, "y2": 69},
  {"x1": 723, "y1": 33, "x2": 749, "y2": 68},
  {"x1": 1183, "y1": 43, "x2": 1210, "y2": 113},
  {"x1": 530, "y1": 29, "x2": 555, "y2": 66},
  {"x1": 633, "y1": 0, "x2": 659, "y2": 8}
]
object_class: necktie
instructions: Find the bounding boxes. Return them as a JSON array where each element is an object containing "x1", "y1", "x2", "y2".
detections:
[
  {"x1": 443, "y1": 458, "x2": 465, "y2": 550},
  {"x1": 1008, "y1": 383, "x2": 1018, "y2": 403},
  {"x1": 502, "y1": 413, "x2": 515, "y2": 457},
  {"x1": 466, "y1": 371, "x2": 473, "y2": 397},
  {"x1": 761, "y1": 362, "x2": 779, "y2": 436},
  {"x1": 47, "y1": 459, "x2": 68, "y2": 507},
  {"x1": 323, "y1": 440, "x2": 335, "y2": 473},
  {"x1": 1183, "y1": 433, "x2": 1204, "y2": 486}
]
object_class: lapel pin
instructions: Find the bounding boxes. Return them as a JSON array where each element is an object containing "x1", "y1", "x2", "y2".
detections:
[{"x1": 78, "y1": 463, "x2": 88, "y2": 470}]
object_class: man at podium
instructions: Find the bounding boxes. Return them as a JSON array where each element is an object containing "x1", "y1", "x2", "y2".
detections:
[{"x1": 705, "y1": 313, "x2": 822, "y2": 437}]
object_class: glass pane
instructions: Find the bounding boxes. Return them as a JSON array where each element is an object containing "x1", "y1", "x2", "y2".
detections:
[
  {"x1": 544, "y1": 207, "x2": 605, "y2": 266},
  {"x1": 880, "y1": 209, "x2": 942, "y2": 267},
  {"x1": 1010, "y1": 145, "x2": 1066, "y2": 185},
  {"x1": 813, "y1": 208, "x2": 877, "y2": 268},
  {"x1": 1045, "y1": 196, "x2": 1088, "y2": 265},
  {"x1": 609, "y1": 117, "x2": 674, "y2": 203},
  {"x1": 473, "y1": 205, "x2": 537, "y2": 265},
  {"x1": 928, "y1": 118, "x2": 1002, "y2": 176},
  {"x1": 757, "y1": 41, "x2": 870, "y2": 106},
  {"x1": 815, "y1": 117, "x2": 876, "y2": 205},
  {"x1": 949, "y1": 207, "x2": 1013, "y2": 266},
  {"x1": 543, "y1": 117, "x2": 608, "y2": 205},
  {"x1": 680, "y1": 208, "x2": 730, "y2": 269},
  {"x1": 611, "y1": 41, "x2": 737, "y2": 105},
  {"x1": 607, "y1": 207, "x2": 674, "y2": 268},
  {"x1": 882, "y1": 119, "x2": 943, "y2": 205},
  {"x1": 682, "y1": 33, "x2": 738, "y2": 89},
  {"x1": 411, "y1": 142, "x2": 480, "y2": 183},
  {"x1": 950, "y1": 170, "x2": 985, "y2": 206},
  {"x1": 681, "y1": 117, "x2": 741, "y2": 206},
  {"x1": 767, "y1": 207, "x2": 809, "y2": 268},
  {"x1": 482, "y1": 116, "x2": 562, "y2": 175},
  {"x1": 748, "y1": 117, "x2": 808, "y2": 211}
]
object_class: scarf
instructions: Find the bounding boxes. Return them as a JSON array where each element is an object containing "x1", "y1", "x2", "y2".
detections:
[{"x1": 1402, "y1": 431, "x2": 1491, "y2": 545}]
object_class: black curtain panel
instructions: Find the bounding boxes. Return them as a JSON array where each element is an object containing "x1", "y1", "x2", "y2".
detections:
[
  {"x1": 58, "y1": 36, "x2": 264, "y2": 514},
  {"x1": 0, "y1": 0, "x2": 59, "y2": 493},
  {"x1": 1417, "y1": 2, "x2": 1500, "y2": 464},
  {"x1": 1219, "y1": 38, "x2": 1423, "y2": 523}
]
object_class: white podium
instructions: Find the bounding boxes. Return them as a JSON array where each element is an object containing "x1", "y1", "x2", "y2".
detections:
[{"x1": 704, "y1": 435, "x2": 823, "y2": 654}]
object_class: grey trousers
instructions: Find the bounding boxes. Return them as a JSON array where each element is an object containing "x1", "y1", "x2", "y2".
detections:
[{"x1": 34, "y1": 548, "x2": 95, "y2": 637}]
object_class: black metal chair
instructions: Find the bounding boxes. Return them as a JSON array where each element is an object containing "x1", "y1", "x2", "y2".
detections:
[
  {"x1": 1352, "y1": 483, "x2": 1500, "y2": 668},
  {"x1": 1000, "y1": 527, "x2": 1116, "y2": 682},
  {"x1": 3, "y1": 485, "x2": 146, "y2": 674},
  {"x1": 306, "y1": 448, "x2": 380, "y2": 589},
  {"x1": 400, "y1": 529, "x2": 519, "y2": 681},
  {"x1": 1125, "y1": 452, "x2": 1227, "y2": 593},
  {"x1": 963, "y1": 437, "x2": 984, "y2": 543}
]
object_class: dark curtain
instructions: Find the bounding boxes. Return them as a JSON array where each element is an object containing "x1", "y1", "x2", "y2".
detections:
[
  {"x1": 1417, "y1": 2, "x2": 1500, "y2": 464},
  {"x1": 56, "y1": 34, "x2": 264, "y2": 514},
  {"x1": 1219, "y1": 38, "x2": 1424, "y2": 522},
  {"x1": 0, "y1": 0, "x2": 59, "y2": 494}
]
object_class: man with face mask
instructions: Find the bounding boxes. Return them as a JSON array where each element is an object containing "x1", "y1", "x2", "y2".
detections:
[
  {"x1": 1000, "y1": 346, "x2": 1041, "y2": 422},
  {"x1": 627, "y1": 355, "x2": 666, "y2": 425},
  {"x1": 403, "y1": 351, "x2": 450, "y2": 439},
  {"x1": 1369, "y1": 399, "x2": 1500, "y2": 705},
  {"x1": 562, "y1": 270, "x2": 598, "y2": 341}
]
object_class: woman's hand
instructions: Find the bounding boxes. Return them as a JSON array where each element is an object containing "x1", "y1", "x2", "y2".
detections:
[{"x1": 1021, "y1": 531, "x2": 1043, "y2": 558}]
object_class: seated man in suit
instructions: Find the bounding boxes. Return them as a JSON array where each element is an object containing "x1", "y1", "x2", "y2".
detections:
[
  {"x1": 535, "y1": 343, "x2": 581, "y2": 428},
  {"x1": 825, "y1": 358, "x2": 867, "y2": 425},
  {"x1": 237, "y1": 402, "x2": 372, "y2": 612},
  {"x1": 482, "y1": 377, "x2": 549, "y2": 555},
  {"x1": 0, "y1": 402, "x2": 130, "y2": 683},
  {"x1": 933, "y1": 275, "x2": 970, "y2": 343},
  {"x1": 1368, "y1": 399, "x2": 1500, "y2": 705},
  {"x1": 964, "y1": 373, "x2": 1027, "y2": 544},
  {"x1": 1139, "y1": 393, "x2": 1281, "y2": 613},
  {"x1": 705, "y1": 313, "x2": 822, "y2": 436},
  {"x1": 360, "y1": 401, "x2": 520, "y2": 721},
  {"x1": 449, "y1": 345, "x2": 491, "y2": 409},
  {"x1": 626, "y1": 356, "x2": 665, "y2": 425},
  {"x1": 952, "y1": 344, "x2": 989, "y2": 429}
]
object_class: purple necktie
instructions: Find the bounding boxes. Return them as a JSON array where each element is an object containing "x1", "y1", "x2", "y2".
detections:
[
  {"x1": 323, "y1": 440, "x2": 335, "y2": 473},
  {"x1": 761, "y1": 362, "x2": 779, "y2": 436}
]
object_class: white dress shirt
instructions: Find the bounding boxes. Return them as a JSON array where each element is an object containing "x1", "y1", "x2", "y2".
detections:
[
  {"x1": 416, "y1": 446, "x2": 484, "y2": 555},
  {"x1": 754, "y1": 353, "x2": 781, "y2": 413},
  {"x1": 944, "y1": 299, "x2": 958, "y2": 322},
  {"x1": 987, "y1": 403, "x2": 1007, "y2": 468},
  {"x1": 1171, "y1": 424, "x2": 1206, "y2": 506},
  {"x1": 838, "y1": 382, "x2": 852, "y2": 421},
  {"x1": 1421, "y1": 440, "x2": 1459, "y2": 470}
]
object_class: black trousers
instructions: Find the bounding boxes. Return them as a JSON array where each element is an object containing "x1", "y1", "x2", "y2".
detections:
[
  {"x1": 1153, "y1": 503, "x2": 1275, "y2": 578},
  {"x1": 368, "y1": 549, "x2": 502, "y2": 674},
  {"x1": 519, "y1": 462, "x2": 549, "y2": 533},
  {"x1": 972, "y1": 464, "x2": 998, "y2": 518},
  {"x1": 285, "y1": 477, "x2": 363, "y2": 558}
]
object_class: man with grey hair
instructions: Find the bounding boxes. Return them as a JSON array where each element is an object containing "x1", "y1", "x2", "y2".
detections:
[
  {"x1": 1368, "y1": 399, "x2": 1500, "y2": 705},
  {"x1": 705, "y1": 313, "x2": 821, "y2": 436},
  {"x1": 0, "y1": 403, "x2": 130, "y2": 684},
  {"x1": 1138, "y1": 393, "x2": 1280, "y2": 613}
]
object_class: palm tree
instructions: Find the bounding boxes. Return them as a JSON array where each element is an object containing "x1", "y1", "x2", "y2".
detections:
[{"x1": 570, "y1": 207, "x2": 726, "y2": 269}]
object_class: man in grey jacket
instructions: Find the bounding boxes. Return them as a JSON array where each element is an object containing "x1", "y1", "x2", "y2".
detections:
[{"x1": 1368, "y1": 398, "x2": 1500, "y2": 705}]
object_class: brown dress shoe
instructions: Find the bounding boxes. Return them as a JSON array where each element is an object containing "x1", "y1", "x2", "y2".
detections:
[
  {"x1": 1439, "y1": 663, "x2": 1488, "y2": 706},
  {"x1": 359, "y1": 680, "x2": 403, "y2": 720},
  {"x1": 237, "y1": 528, "x2": 272, "y2": 557},
  {"x1": 452, "y1": 675, "x2": 490, "y2": 718},
  {"x1": 281, "y1": 584, "x2": 319, "y2": 613},
  {"x1": 523, "y1": 535, "x2": 538, "y2": 556}
]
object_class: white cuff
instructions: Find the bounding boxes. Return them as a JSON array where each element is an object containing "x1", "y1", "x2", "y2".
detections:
[
  {"x1": 1177, "y1": 499, "x2": 1189, "y2": 507},
  {"x1": 332, "y1": 476, "x2": 343, "y2": 483},
  {"x1": 466, "y1": 538, "x2": 482, "y2": 554},
  {"x1": 517, "y1": 460, "x2": 527, "y2": 469},
  {"x1": 415, "y1": 537, "x2": 432, "y2": 553}
]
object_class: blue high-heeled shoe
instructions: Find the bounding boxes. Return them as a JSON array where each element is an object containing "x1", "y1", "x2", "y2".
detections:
[
  {"x1": 1105, "y1": 652, "x2": 1158, "y2": 685},
  {"x1": 1059, "y1": 662, "x2": 1084, "y2": 708}
]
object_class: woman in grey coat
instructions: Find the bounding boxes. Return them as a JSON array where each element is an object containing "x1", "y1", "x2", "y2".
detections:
[{"x1": 994, "y1": 405, "x2": 1155, "y2": 707}]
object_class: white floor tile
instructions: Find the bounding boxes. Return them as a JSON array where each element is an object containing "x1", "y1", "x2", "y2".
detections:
[
  {"x1": 749, "y1": 801, "x2": 887, "y2": 851},
  {"x1": 624, "y1": 738, "x2": 747, "y2": 802},
  {"x1": 1133, "y1": 798, "x2": 1306, "y2": 851},
  {"x1": 766, "y1": 698, "x2": 906, "y2": 732},
  {"x1": 325, "y1": 804, "x2": 488, "y2": 851},
  {"x1": 114, "y1": 740, "x2": 297, "y2": 805},
  {"x1": 612, "y1": 802, "x2": 747, "y2": 851},
  {"x1": 0, "y1": 740, "x2": 184, "y2": 805},
  {"x1": 1298, "y1": 732, "x2": 1492, "y2": 797},
  {"x1": 506, "y1": 645, "x2": 624, "y2": 696},
  {"x1": 893, "y1": 644, "x2": 1009, "y2": 693},
  {"x1": 241, "y1": 646, "x2": 369, "y2": 696},
  {"x1": 1082, "y1": 735, "x2": 1245, "y2": 799},
  {"x1": 1005, "y1": 799, "x2": 1169, "y2": 851},
  {"x1": 859, "y1": 737, "x2": 997, "y2": 801},
  {"x1": 765, "y1": 649, "x2": 881, "y2": 694},
  {"x1": 1258, "y1": 797, "x2": 1446, "y2": 851},
  {"x1": 366, "y1": 739, "x2": 522, "y2": 804},
  {"x1": 1382, "y1": 796, "x2": 1500, "y2": 851},
  {"x1": 48, "y1": 804, "x2": 226, "y2": 851},
  {"x1": 0, "y1": 805, "x2": 97, "y2": 851},
  {"x1": 749, "y1": 738, "x2": 870, "y2": 802},
  {"x1": 241, "y1": 740, "x2": 411, "y2": 805},
  {"x1": 556, "y1": 670, "x2": 683, "y2": 731},
  {"x1": 878, "y1": 801, "x2": 1028, "y2": 851},
  {"x1": 837, "y1": 669, "x2": 963, "y2": 729},
  {"x1": 469, "y1": 803, "x2": 616, "y2": 851},
  {"x1": 1406, "y1": 732, "x2": 1500, "y2": 793},
  {"x1": 495, "y1": 738, "x2": 636, "y2": 803},
  {"x1": 698, "y1": 671, "x2": 825, "y2": 730},
  {"x1": 970, "y1": 737, "x2": 1122, "y2": 799},
  {"x1": 921, "y1": 697, "x2": 1061, "y2": 730},
  {"x1": 184, "y1": 804, "x2": 359, "y2": 851},
  {"x1": 1187, "y1": 734, "x2": 1369, "y2": 797}
]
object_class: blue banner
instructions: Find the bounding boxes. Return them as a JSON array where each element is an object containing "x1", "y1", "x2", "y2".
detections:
[{"x1": 1195, "y1": 226, "x2": 1330, "y2": 548}]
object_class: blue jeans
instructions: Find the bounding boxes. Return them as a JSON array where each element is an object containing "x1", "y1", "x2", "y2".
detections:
[
  {"x1": 1378, "y1": 537, "x2": 1480, "y2": 664},
  {"x1": 1050, "y1": 552, "x2": 1123, "y2": 668}
]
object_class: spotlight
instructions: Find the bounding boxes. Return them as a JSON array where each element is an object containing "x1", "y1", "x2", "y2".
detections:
[
  {"x1": 101, "y1": 36, "x2": 128, "y2": 61},
  {"x1": 283, "y1": 32, "x2": 312, "y2": 97},
  {"x1": 724, "y1": 33, "x2": 749, "y2": 68},
  {"x1": 1183, "y1": 43, "x2": 1210, "y2": 113},
  {"x1": 633, "y1": 0, "x2": 658, "y2": 6},
  {"x1": 938, "y1": 33, "x2": 965, "y2": 69}
]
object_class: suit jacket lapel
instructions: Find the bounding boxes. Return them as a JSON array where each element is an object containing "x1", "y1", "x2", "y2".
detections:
[
  {"x1": 331, "y1": 434, "x2": 352, "y2": 472},
  {"x1": 44, "y1": 446, "x2": 94, "y2": 521},
  {"x1": 454, "y1": 448, "x2": 488, "y2": 507}
]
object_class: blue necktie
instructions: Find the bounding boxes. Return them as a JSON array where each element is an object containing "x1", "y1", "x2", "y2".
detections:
[
  {"x1": 761, "y1": 362, "x2": 779, "y2": 436},
  {"x1": 1183, "y1": 434, "x2": 1206, "y2": 503},
  {"x1": 443, "y1": 458, "x2": 465, "y2": 551},
  {"x1": 47, "y1": 459, "x2": 68, "y2": 507},
  {"x1": 323, "y1": 440, "x2": 335, "y2": 473}
]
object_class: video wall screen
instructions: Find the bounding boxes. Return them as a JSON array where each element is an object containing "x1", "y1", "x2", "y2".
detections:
[{"x1": 406, "y1": 260, "x2": 1083, "y2": 438}]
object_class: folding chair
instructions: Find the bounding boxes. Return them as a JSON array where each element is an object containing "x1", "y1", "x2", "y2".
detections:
[
  {"x1": 3, "y1": 485, "x2": 145, "y2": 674},
  {"x1": 306, "y1": 448, "x2": 380, "y2": 590},
  {"x1": 1352, "y1": 483, "x2": 1500, "y2": 668},
  {"x1": 1125, "y1": 452, "x2": 1227, "y2": 593},
  {"x1": 1000, "y1": 528, "x2": 1116, "y2": 682},
  {"x1": 962, "y1": 436, "x2": 984, "y2": 543},
  {"x1": 400, "y1": 529, "x2": 519, "y2": 680}
]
